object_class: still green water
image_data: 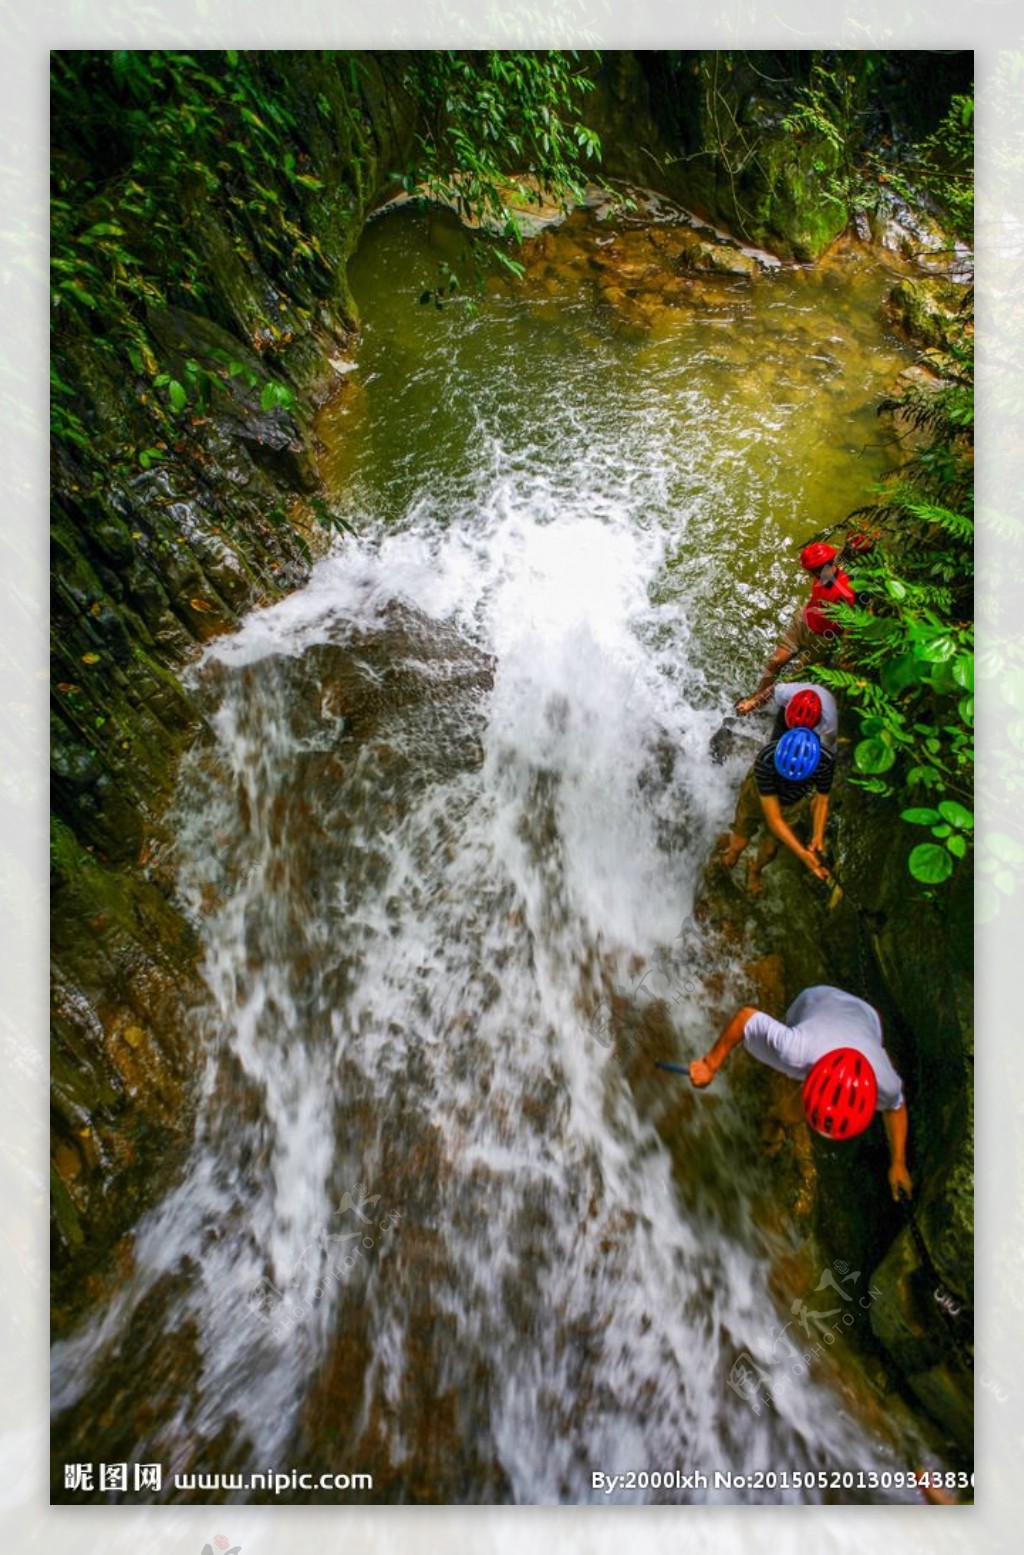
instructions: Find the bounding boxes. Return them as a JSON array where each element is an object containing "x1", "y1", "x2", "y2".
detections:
[{"x1": 319, "y1": 203, "x2": 910, "y2": 696}]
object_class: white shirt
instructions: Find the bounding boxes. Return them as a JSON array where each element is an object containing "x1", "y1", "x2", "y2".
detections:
[
  {"x1": 773, "y1": 682, "x2": 839, "y2": 750},
  {"x1": 742, "y1": 985, "x2": 904, "y2": 1110}
]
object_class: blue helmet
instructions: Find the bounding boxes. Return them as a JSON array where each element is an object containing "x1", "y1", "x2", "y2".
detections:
[{"x1": 774, "y1": 727, "x2": 821, "y2": 781}]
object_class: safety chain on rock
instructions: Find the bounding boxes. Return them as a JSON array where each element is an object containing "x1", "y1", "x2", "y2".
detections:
[{"x1": 899, "y1": 1193, "x2": 974, "y2": 1374}]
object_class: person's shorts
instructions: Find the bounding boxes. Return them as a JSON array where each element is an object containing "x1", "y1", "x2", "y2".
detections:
[
  {"x1": 777, "y1": 606, "x2": 839, "y2": 663},
  {"x1": 732, "y1": 771, "x2": 811, "y2": 842}
]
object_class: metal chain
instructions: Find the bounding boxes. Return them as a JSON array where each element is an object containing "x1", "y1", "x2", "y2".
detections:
[{"x1": 899, "y1": 1195, "x2": 974, "y2": 1374}]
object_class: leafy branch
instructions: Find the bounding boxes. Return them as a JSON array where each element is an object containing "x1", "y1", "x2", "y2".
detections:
[{"x1": 816, "y1": 324, "x2": 973, "y2": 886}]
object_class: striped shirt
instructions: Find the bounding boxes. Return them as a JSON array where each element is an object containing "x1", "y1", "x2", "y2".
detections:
[{"x1": 753, "y1": 740, "x2": 835, "y2": 805}]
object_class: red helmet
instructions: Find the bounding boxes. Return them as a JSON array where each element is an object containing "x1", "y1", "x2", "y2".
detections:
[
  {"x1": 801, "y1": 542, "x2": 838, "y2": 571},
  {"x1": 785, "y1": 688, "x2": 823, "y2": 729},
  {"x1": 802, "y1": 1048, "x2": 878, "y2": 1139}
]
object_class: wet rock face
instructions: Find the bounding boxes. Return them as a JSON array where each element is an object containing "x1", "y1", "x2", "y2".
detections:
[
  {"x1": 593, "y1": 52, "x2": 852, "y2": 262},
  {"x1": 50, "y1": 56, "x2": 420, "y2": 1305},
  {"x1": 50, "y1": 823, "x2": 202, "y2": 1331},
  {"x1": 647, "y1": 782, "x2": 973, "y2": 1459},
  {"x1": 708, "y1": 715, "x2": 762, "y2": 767},
  {"x1": 866, "y1": 189, "x2": 970, "y2": 278},
  {"x1": 146, "y1": 305, "x2": 321, "y2": 491},
  {"x1": 867, "y1": 1227, "x2": 973, "y2": 1456},
  {"x1": 823, "y1": 787, "x2": 973, "y2": 1446}
]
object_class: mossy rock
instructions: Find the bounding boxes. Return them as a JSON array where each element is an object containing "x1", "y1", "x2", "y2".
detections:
[
  {"x1": 882, "y1": 277, "x2": 965, "y2": 351},
  {"x1": 733, "y1": 126, "x2": 848, "y2": 261}
]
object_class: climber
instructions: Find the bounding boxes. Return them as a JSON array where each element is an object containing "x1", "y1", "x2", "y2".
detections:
[
  {"x1": 687, "y1": 984, "x2": 912, "y2": 1200},
  {"x1": 718, "y1": 725, "x2": 834, "y2": 893},
  {"x1": 733, "y1": 679, "x2": 839, "y2": 748},
  {"x1": 736, "y1": 542, "x2": 856, "y2": 708}
]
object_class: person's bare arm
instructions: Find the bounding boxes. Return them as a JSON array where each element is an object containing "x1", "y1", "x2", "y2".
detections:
[
  {"x1": 689, "y1": 1006, "x2": 759, "y2": 1087},
  {"x1": 760, "y1": 795, "x2": 829, "y2": 879},
  {"x1": 883, "y1": 1105, "x2": 912, "y2": 1200},
  {"x1": 735, "y1": 686, "x2": 775, "y2": 716},
  {"x1": 737, "y1": 646, "x2": 798, "y2": 706}
]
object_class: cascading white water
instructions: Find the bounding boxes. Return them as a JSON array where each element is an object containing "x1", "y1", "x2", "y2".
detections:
[
  {"x1": 52, "y1": 460, "x2": 931, "y2": 1502},
  {"x1": 52, "y1": 207, "x2": 943, "y2": 1502}
]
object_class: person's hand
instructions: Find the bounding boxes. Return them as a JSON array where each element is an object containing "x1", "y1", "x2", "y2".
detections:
[
  {"x1": 735, "y1": 697, "x2": 758, "y2": 716},
  {"x1": 689, "y1": 1057, "x2": 716, "y2": 1088},
  {"x1": 888, "y1": 1162, "x2": 913, "y2": 1202},
  {"x1": 802, "y1": 848, "x2": 830, "y2": 881}
]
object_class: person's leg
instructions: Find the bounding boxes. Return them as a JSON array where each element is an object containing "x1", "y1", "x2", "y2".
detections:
[
  {"x1": 720, "y1": 832, "x2": 748, "y2": 868},
  {"x1": 719, "y1": 774, "x2": 759, "y2": 867},
  {"x1": 747, "y1": 797, "x2": 809, "y2": 893},
  {"x1": 746, "y1": 834, "x2": 778, "y2": 894}
]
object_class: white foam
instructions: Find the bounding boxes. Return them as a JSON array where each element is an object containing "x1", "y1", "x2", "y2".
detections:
[{"x1": 52, "y1": 304, "x2": 931, "y2": 1502}]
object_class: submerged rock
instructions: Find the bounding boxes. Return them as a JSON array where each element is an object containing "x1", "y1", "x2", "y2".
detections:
[{"x1": 675, "y1": 232, "x2": 760, "y2": 278}]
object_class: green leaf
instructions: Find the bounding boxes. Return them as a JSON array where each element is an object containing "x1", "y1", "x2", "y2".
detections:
[
  {"x1": 931, "y1": 824, "x2": 952, "y2": 838},
  {"x1": 65, "y1": 281, "x2": 98, "y2": 308},
  {"x1": 915, "y1": 635, "x2": 957, "y2": 664},
  {"x1": 928, "y1": 659, "x2": 957, "y2": 696},
  {"x1": 952, "y1": 654, "x2": 974, "y2": 691},
  {"x1": 854, "y1": 736, "x2": 896, "y2": 774},
  {"x1": 959, "y1": 695, "x2": 974, "y2": 726},
  {"x1": 900, "y1": 808, "x2": 941, "y2": 825},
  {"x1": 937, "y1": 799, "x2": 973, "y2": 830},
  {"x1": 946, "y1": 833, "x2": 968, "y2": 859},
  {"x1": 168, "y1": 379, "x2": 188, "y2": 413},
  {"x1": 908, "y1": 843, "x2": 954, "y2": 883}
]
